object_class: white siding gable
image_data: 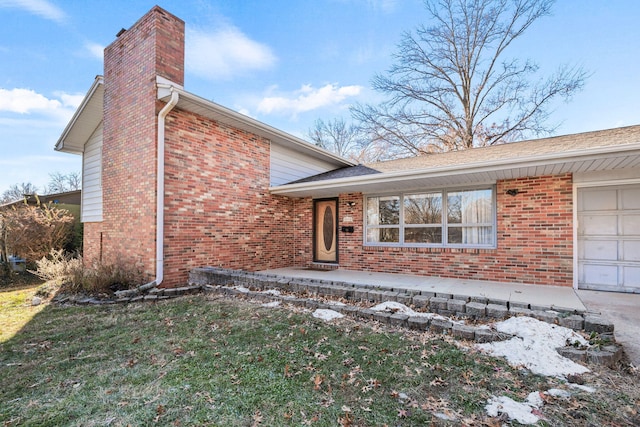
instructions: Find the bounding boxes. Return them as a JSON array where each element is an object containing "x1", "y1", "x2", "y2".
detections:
[
  {"x1": 270, "y1": 143, "x2": 340, "y2": 186},
  {"x1": 82, "y1": 122, "x2": 103, "y2": 222}
]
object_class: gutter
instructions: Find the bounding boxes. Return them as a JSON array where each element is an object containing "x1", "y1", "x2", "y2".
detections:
[{"x1": 142, "y1": 87, "x2": 179, "y2": 290}]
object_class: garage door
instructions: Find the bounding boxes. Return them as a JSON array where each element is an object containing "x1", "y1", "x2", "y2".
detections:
[{"x1": 577, "y1": 184, "x2": 640, "y2": 292}]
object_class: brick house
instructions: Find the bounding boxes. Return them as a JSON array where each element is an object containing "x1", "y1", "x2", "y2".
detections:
[{"x1": 56, "y1": 6, "x2": 640, "y2": 293}]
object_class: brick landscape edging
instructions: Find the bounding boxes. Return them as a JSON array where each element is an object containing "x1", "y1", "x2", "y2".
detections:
[{"x1": 188, "y1": 267, "x2": 614, "y2": 334}]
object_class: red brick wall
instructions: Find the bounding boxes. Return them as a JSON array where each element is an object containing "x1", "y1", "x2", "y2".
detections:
[
  {"x1": 99, "y1": 7, "x2": 185, "y2": 282},
  {"x1": 161, "y1": 108, "x2": 296, "y2": 285},
  {"x1": 295, "y1": 174, "x2": 574, "y2": 287},
  {"x1": 82, "y1": 222, "x2": 103, "y2": 266}
]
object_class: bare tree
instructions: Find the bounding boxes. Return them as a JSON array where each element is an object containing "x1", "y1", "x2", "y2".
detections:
[
  {"x1": 0, "y1": 182, "x2": 40, "y2": 204},
  {"x1": 47, "y1": 171, "x2": 81, "y2": 194},
  {"x1": 307, "y1": 118, "x2": 398, "y2": 163},
  {"x1": 307, "y1": 118, "x2": 365, "y2": 159},
  {"x1": 351, "y1": 0, "x2": 588, "y2": 155}
]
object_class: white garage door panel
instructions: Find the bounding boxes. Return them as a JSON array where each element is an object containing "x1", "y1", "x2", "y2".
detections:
[
  {"x1": 578, "y1": 183, "x2": 640, "y2": 293},
  {"x1": 582, "y1": 241, "x2": 618, "y2": 260},
  {"x1": 582, "y1": 264, "x2": 618, "y2": 286},
  {"x1": 624, "y1": 266, "x2": 640, "y2": 286},
  {"x1": 580, "y1": 215, "x2": 617, "y2": 235},
  {"x1": 622, "y1": 188, "x2": 640, "y2": 209},
  {"x1": 622, "y1": 215, "x2": 640, "y2": 235},
  {"x1": 624, "y1": 241, "x2": 640, "y2": 261},
  {"x1": 580, "y1": 189, "x2": 617, "y2": 210}
]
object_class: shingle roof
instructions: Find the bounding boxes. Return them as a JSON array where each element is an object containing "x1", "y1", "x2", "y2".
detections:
[{"x1": 294, "y1": 125, "x2": 640, "y2": 184}]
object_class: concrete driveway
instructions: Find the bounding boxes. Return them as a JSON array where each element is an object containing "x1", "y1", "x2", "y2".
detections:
[{"x1": 576, "y1": 290, "x2": 640, "y2": 367}]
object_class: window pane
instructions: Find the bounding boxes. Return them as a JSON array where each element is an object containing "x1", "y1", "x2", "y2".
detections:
[
  {"x1": 404, "y1": 193, "x2": 442, "y2": 224},
  {"x1": 367, "y1": 196, "x2": 399, "y2": 225},
  {"x1": 405, "y1": 227, "x2": 442, "y2": 244},
  {"x1": 367, "y1": 227, "x2": 399, "y2": 243},
  {"x1": 448, "y1": 226, "x2": 493, "y2": 245},
  {"x1": 447, "y1": 189, "x2": 492, "y2": 224}
]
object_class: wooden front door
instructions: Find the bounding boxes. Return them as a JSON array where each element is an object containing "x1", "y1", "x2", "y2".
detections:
[{"x1": 314, "y1": 199, "x2": 338, "y2": 263}]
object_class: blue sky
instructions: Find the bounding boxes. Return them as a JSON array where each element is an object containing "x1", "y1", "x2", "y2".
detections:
[{"x1": 1, "y1": 0, "x2": 640, "y2": 195}]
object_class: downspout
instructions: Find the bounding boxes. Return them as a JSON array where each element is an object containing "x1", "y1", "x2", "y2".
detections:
[{"x1": 143, "y1": 89, "x2": 179, "y2": 289}]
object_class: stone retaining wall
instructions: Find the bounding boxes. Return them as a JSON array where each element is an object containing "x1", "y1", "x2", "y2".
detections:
[{"x1": 188, "y1": 267, "x2": 614, "y2": 334}]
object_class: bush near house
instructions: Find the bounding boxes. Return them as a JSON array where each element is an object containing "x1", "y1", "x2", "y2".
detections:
[
  {"x1": 0, "y1": 201, "x2": 74, "y2": 266},
  {"x1": 33, "y1": 249, "x2": 143, "y2": 295}
]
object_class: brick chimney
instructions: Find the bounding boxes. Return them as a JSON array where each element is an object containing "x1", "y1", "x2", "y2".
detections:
[{"x1": 99, "y1": 6, "x2": 185, "y2": 281}]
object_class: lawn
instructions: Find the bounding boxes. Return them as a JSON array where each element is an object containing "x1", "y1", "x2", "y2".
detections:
[{"x1": 0, "y1": 282, "x2": 638, "y2": 426}]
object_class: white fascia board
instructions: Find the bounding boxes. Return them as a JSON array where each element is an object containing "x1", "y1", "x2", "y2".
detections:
[
  {"x1": 55, "y1": 75, "x2": 104, "y2": 154},
  {"x1": 157, "y1": 84, "x2": 354, "y2": 168},
  {"x1": 270, "y1": 143, "x2": 640, "y2": 196}
]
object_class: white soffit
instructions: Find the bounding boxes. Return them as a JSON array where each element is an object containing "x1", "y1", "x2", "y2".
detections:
[
  {"x1": 55, "y1": 76, "x2": 104, "y2": 154},
  {"x1": 269, "y1": 147, "x2": 640, "y2": 198}
]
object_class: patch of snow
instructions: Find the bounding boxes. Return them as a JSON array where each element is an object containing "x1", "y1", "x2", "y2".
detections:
[
  {"x1": 485, "y1": 392, "x2": 543, "y2": 425},
  {"x1": 568, "y1": 383, "x2": 595, "y2": 393},
  {"x1": 261, "y1": 289, "x2": 281, "y2": 296},
  {"x1": 261, "y1": 301, "x2": 281, "y2": 308},
  {"x1": 312, "y1": 309, "x2": 344, "y2": 322},
  {"x1": 545, "y1": 388, "x2": 572, "y2": 398},
  {"x1": 370, "y1": 301, "x2": 464, "y2": 324},
  {"x1": 476, "y1": 316, "x2": 590, "y2": 377},
  {"x1": 232, "y1": 286, "x2": 250, "y2": 293}
]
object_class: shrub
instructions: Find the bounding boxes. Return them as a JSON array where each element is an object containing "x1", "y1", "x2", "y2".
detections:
[
  {"x1": 34, "y1": 249, "x2": 142, "y2": 295},
  {"x1": 81, "y1": 259, "x2": 143, "y2": 294},
  {"x1": 1, "y1": 201, "x2": 74, "y2": 263},
  {"x1": 33, "y1": 249, "x2": 83, "y2": 290},
  {"x1": 0, "y1": 260, "x2": 11, "y2": 286}
]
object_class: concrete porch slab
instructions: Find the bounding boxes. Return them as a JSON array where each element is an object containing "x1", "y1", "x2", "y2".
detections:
[{"x1": 260, "y1": 267, "x2": 586, "y2": 312}]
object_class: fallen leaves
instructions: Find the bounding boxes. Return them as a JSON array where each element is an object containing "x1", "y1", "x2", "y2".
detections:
[
  {"x1": 251, "y1": 410, "x2": 263, "y2": 427},
  {"x1": 313, "y1": 374, "x2": 324, "y2": 391}
]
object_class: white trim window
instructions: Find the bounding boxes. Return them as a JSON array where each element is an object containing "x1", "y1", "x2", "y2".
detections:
[{"x1": 365, "y1": 187, "x2": 496, "y2": 248}]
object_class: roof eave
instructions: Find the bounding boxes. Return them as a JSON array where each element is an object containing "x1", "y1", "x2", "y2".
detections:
[
  {"x1": 55, "y1": 76, "x2": 104, "y2": 154},
  {"x1": 270, "y1": 143, "x2": 640, "y2": 197},
  {"x1": 157, "y1": 83, "x2": 355, "y2": 168}
]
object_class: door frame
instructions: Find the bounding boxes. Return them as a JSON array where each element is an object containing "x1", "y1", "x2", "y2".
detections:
[{"x1": 313, "y1": 198, "x2": 339, "y2": 264}]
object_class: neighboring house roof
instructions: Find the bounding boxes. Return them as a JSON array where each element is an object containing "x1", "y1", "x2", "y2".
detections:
[
  {"x1": 272, "y1": 125, "x2": 640, "y2": 198},
  {"x1": 0, "y1": 190, "x2": 82, "y2": 209},
  {"x1": 56, "y1": 76, "x2": 354, "y2": 170}
]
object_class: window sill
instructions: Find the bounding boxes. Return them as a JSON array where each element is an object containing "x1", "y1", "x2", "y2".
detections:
[{"x1": 362, "y1": 245, "x2": 496, "y2": 253}]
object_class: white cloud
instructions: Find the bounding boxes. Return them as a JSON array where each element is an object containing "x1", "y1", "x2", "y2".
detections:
[
  {"x1": 186, "y1": 26, "x2": 276, "y2": 80},
  {"x1": 257, "y1": 83, "x2": 363, "y2": 117},
  {"x1": 0, "y1": 88, "x2": 61, "y2": 114},
  {"x1": 334, "y1": 0, "x2": 398, "y2": 13},
  {"x1": 0, "y1": 0, "x2": 66, "y2": 23},
  {"x1": 366, "y1": 0, "x2": 398, "y2": 13},
  {"x1": 0, "y1": 88, "x2": 83, "y2": 125},
  {"x1": 56, "y1": 92, "x2": 84, "y2": 109},
  {"x1": 84, "y1": 41, "x2": 104, "y2": 61}
]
